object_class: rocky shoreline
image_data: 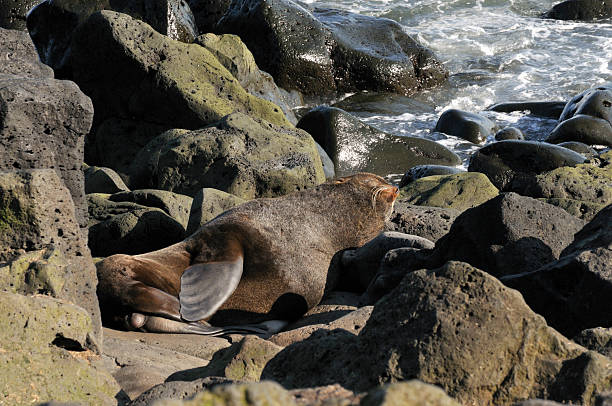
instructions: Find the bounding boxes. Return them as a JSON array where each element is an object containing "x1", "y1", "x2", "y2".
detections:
[{"x1": 1, "y1": 0, "x2": 611, "y2": 405}]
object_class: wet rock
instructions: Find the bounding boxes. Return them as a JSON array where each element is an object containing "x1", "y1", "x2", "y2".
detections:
[
  {"x1": 488, "y1": 101, "x2": 566, "y2": 119},
  {"x1": 196, "y1": 33, "x2": 298, "y2": 124},
  {"x1": 399, "y1": 172, "x2": 499, "y2": 212},
  {"x1": 90, "y1": 118, "x2": 170, "y2": 177},
  {"x1": 521, "y1": 160, "x2": 612, "y2": 221},
  {"x1": 109, "y1": 189, "x2": 193, "y2": 231},
  {"x1": 0, "y1": 0, "x2": 39, "y2": 29},
  {"x1": 0, "y1": 27, "x2": 53, "y2": 78},
  {"x1": 430, "y1": 193, "x2": 585, "y2": 278},
  {"x1": 27, "y1": 0, "x2": 198, "y2": 77},
  {"x1": 87, "y1": 193, "x2": 186, "y2": 256},
  {"x1": 217, "y1": 0, "x2": 447, "y2": 96},
  {"x1": 332, "y1": 91, "x2": 435, "y2": 116},
  {"x1": 128, "y1": 112, "x2": 325, "y2": 199},
  {"x1": 512, "y1": 401, "x2": 571, "y2": 406},
  {"x1": 547, "y1": 85, "x2": 612, "y2": 146},
  {"x1": 384, "y1": 201, "x2": 460, "y2": 243},
  {"x1": 547, "y1": 115, "x2": 612, "y2": 147},
  {"x1": 0, "y1": 169, "x2": 103, "y2": 344},
  {"x1": 399, "y1": 165, "x2": 463, "y2": 186},
  {"x1": 188, "y1": 0, "x2": 231, "y2": 33},
  {"x1": 70, "y1": 10, "x2": 289, "y2": 148},
  {"x1": 297, "y1": 106, "x2": 460, "y2": 177},
  {"x1": 433, "y1": 109, "x2": 498, "y2": 144},
  {"x1": 0, "y1": 291, "x2": 121, "y2": 405},
  {"x1": 0, "y1": 72, "x2": 94, "y2": 230},
  {"x1": 543, "y1": 0, "x2": 612, "y2": 21},
  {"x1": 558, "y1": 141, "x2": 598, "y2": 157},
  {"x1": 495, "y1": 127, "x2": 524, "y2": 141},
  {"x1": 263, "y1": 261, "x2": 612, "y2": 405},
  {"x1": 186, "y1": 188, "x2": 245, "y2": 235},
  {"x1": 361, "y1": 381, "x2": 461, "y2": 406},
  {"x1": 467, "y1": 140, "x2": 586, "y2": 191},
  {"x1": 340, "y1": 231, "x2": 434, "y2": 291},
  {"x1": 574, "y1": 328, "x2": 612, "y2": 359},
  {"x1": 152, "y1": 381, "x2": 297, "y2": 406},
  {"x1": 84, "y1": 165, "x2": 130, "y2": 194},
  {"x1": 130, "y1": 377, "x2": 236, "y2": 406},
  {"x1": 502, "y1": 203, "x2": 612, "y2": 338},
  {"x1": 316, "y1": 142, "x2": 336, "y2": 180}
]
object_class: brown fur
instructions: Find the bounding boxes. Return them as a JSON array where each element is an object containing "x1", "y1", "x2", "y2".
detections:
[{"x1": 96, "y1": 173, "x2": 398, "y2": 329}]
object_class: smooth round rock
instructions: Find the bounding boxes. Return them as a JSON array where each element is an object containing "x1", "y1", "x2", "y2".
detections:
[
  {"x1": 433, "y1": 109, "x2": 498, "y2": 144},
  {"x1": 543, "y1": 0, "x2": 612, "y2": 21},
  {"x1": 495, "y1": 127, "x2": 524, "y2": 141},
  {"x1": 467, "y1": 140, "x2": 587, "y2": 191},
  {"x1": 487, "y1": 101, "x2": 566, "y2": 119},
  {"x1": 547, "y1": 114, "x2": 612, "y2": 147},
  {"x1": 297, "y1": 106, "x2": 460, "y2": 176}
]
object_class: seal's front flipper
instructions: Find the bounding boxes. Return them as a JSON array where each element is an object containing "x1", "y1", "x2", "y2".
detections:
[{"x1": 179, "y1": 252, "x2": 244, "y2": 322}]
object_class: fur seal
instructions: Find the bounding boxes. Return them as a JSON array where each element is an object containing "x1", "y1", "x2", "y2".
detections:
[{"x1": 96, "y1": 173, "x2": 399, "y2": 335}]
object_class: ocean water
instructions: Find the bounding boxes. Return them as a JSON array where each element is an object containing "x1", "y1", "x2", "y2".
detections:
[{"x1": 302, "y1": 0, "x2": 612, "y2": 169}]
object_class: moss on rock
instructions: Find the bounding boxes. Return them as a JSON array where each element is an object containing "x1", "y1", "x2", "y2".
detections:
[
  {"x1": 0, "y1": 292, "x2": 120, "y2": 405},
  {"x1": 399, "y1": 172, "x2": 499, "y2": 212}
]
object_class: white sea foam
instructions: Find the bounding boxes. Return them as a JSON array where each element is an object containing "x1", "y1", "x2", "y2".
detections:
[{"x1": 303, "y1": 0, "x2": 612, "y2": 163}]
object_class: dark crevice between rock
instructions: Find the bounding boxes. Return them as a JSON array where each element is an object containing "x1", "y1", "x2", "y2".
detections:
[{"x1": 51, "y1": 333, "x2": 85, "y2": 351}]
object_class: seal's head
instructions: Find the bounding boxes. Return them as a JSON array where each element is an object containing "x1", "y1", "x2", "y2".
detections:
[{"x1": 333, "y1": 172, "x2": 399, "y2": 224}]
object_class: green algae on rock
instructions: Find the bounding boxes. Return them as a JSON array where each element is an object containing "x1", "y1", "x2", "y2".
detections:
[
  {"x1": 128, "y1": 112, "x2": 325, "y2": 199},
  {"x1": 0, "y1": 291, "x2": 121, "y2": 405},
  {"x1": 399, "y1": 172, "x2": 499, "y2": 212},
  {"x1": 70, "y1": 10, "x2": 291, "y2": 133}
]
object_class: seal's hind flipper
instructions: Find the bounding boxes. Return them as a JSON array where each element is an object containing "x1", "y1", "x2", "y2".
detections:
[{"x1": 179, "y1": 254, "x2": 244, "y2": 322}]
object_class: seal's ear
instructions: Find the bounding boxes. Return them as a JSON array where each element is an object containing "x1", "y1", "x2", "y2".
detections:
[{"x1": 179, "y1": 245, "x2": 244, "y2": 322}]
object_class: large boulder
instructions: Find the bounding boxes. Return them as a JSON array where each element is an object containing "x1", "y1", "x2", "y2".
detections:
[
  {"x1": 186, "y1": 188, "x2": 245, "y2": 235},
  {"x1": 0, "y1": 169, "x2": 103, "y2": 344},
  {"x1": 87, "y1": 193, "x2": 186, "y2": 257},
  {"x1": 468, "y1": 140, "x2": 586, "y2": 191},
  {"x1": 0, "y1": 36, "x2": 94, "y2": 228},
  {"x1": 546, "y1": 84, "x2": 612, "y2": 147},
  {"x1": 0, "y1": 27, "x2": 54, "y2": 78},
  {"x1": 430, "y1": 193, "x2": 585, "y2": 278},
  {"x1": 339, "y1": 232, "x2": 434, "y2": 291},
  {"x1": 399, "y1": 165, "x2": 463, "y2": 186},
  {"x1": 488, "y1": 101, "x2": 566, "y2": 119},
  {"x1": 90, "y1": 118, "x2": 170, "y2": 178},
  {"x1": 109, "y1": 189, "x2": 193, "y2": 231},
  {"x1": 0, "y1": 291, "x2": 122, "y2": 405},
  {"x1": 69, "y1": 10, "x2": 290, "y2": 162},
  {"x1": 84, "y1": 165, "x2": 130, "y2": 195},
  {"x1": 128, "y1": 112, "x2": 325, "y2": 199},
  {"x1": 297, "y1": 106, "x2": 460, "y2": 177},
  {"x1": 217, "y1": 0, "x2": 447, "y2": 96},
  {"x1": 385, "y1": 201, "x2": 460, "y2": 243},
  {"x1": 521, "y1": 157, "x2": 612, "y2": 221},
  {"x1": 543, "y1": 0, "x2": 612, "y2": 20},
  {"x1": 433, "y1": 109, "x2": 498, "y2": 144},
  {"x1": 399, "y1": 172, "x2": 499, "y2": 212},
  {"x1": 502, "y1": 203, "x2": 612, "y2": 338},
  {"x1": 262, "y1": 262, "x2": 612, "y2": 405},
  {"x1": 26, "y1": 0, "x2": 198, "y2": 77},
  {"x1": 196, "y1": 33, "x2": 299, "y2": 124}
]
